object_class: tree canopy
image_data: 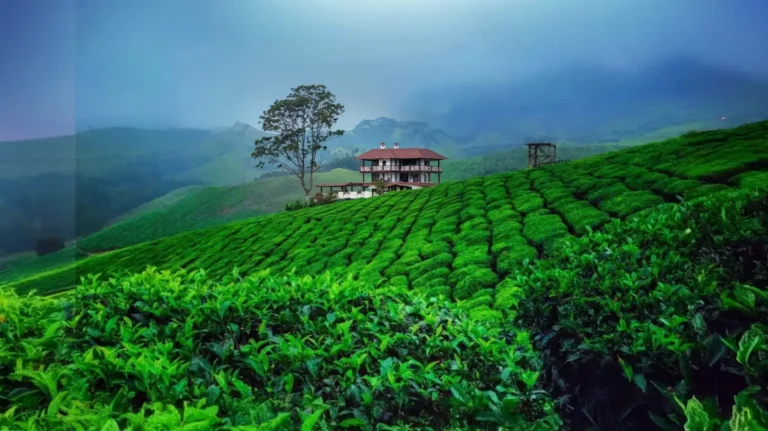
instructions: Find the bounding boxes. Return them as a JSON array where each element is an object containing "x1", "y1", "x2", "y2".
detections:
[{"x1": 252, "y1": 85, "x2": 345, "y2": 200}]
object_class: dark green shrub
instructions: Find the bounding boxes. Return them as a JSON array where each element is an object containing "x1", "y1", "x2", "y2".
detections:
[
  {"x1": 453, "y1": 246, "x2": 491, "y2": 269},
  {"x1": 411, "y1": 268, "x2": 452, "y2": 290},
  {"x1": 460, "y1": 218, "x2": 488, "y2": 232},
  {"x1": 622, "y1": 170, "x2": 669, "y2": 190},
  {"x1": 419, "y1": 241, "x2": 452, "y2": 259},
  {"x1": 460, "y1": 206, "x2": 485, "y2": 220},
  {"x1": 449, "y1": 266, "x2": 499, "y2": 300},
  {"x1": 487, "y1": 207, "x2": 521, "y2": 223},
  {"x1": 652, "y1": 178, "x2": 703, "y2": 196},
  {"x1": 598, "y1": 191, "x2": 664, "y2": 218},
  {"x1": 528, "y1": 208, "x2": 552, "y2": 216},
  {"x1": 522, "y1": 214, "x2": 570, "y2": 246},
  {"x1": 552, "y1": 200, "x2": 610, "y2": 235},
  {"x1": 586, "y1": 183, "x2": 631, "y2": 202},
  {"x1": 456, "y1": 229, "x2": 491, "y2": 248},
  {"x1": 733, "y1": 171, "x2": 768, "y2": 189},
  {"x1": 422, "y1": 285, "x2": 452, "y2": 299},
  {"x1": 513, "y1": 192, "x2": 544, "y2": 214},
  {"x1": 492, "y1": 235, "x2": 530, "y2": 257},
  {"x1": 683, "y1": 183, "x2": 730, "y2": 200},
  {"x1": 458, "y1": 293, "x2": 493, "y2": 311},
  {"x1": 407, "y1": 253, "x2": 454, "y2": 280},
  {"x1": 386, "y1": 275, "x2": 409, "y2": 288},
  {"x1": 494, "y1": 279, "x2": 525, "y2": 315},
  {"x1": 576, "y1": 178, "x2": 615, "y2": 195},
  {"x1": 469, "y1": 305, "x2": 504, "y2": 323},
  {"x1": 497, "y1": 245, "x2": 538, "y2": 275},
  {"x1": 511, "y1": 188, "x2": 768, "y2": 429}
]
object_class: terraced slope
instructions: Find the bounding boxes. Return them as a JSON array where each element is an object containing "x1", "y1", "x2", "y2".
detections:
[
  {"x1": 3, "y1": 121, "x2": 768, "y2": 429},
  {"x1": 6, "y1": 121, "x2": 768, "y2": 296}
]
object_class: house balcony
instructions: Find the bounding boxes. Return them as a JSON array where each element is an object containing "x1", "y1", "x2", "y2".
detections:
[{"x1": 360, "y1": 165, "x2": 442, "y2": 173}]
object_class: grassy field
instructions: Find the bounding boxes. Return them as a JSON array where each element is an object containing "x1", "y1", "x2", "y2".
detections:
[
  {"x1": 73, "y1": 168, "x2": 360, "y2": 251},
  {"x1": 2, "y1": 121, "x2": 768, "y2": 429}
]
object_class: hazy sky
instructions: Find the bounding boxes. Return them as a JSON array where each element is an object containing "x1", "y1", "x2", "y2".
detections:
[{"x1": 1, "y1": 0, "x2": 767, "y2": 140}]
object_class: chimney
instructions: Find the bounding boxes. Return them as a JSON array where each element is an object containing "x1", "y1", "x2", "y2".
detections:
[
  {"x1": 393, "y1": 142, "x2": 399, "y2": 149},
  {"x1": 379, "y1": 142, "x2": 386, "y2": 149}
]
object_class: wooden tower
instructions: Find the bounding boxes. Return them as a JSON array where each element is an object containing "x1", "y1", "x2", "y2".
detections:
[{"x1": 526, "y1": 143, "x2": 557, "y2": 168}]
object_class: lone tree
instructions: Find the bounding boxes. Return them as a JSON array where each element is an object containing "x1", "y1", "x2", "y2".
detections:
[{"x1": 252, "y1": 85, "x2": 345, "y2": 201}]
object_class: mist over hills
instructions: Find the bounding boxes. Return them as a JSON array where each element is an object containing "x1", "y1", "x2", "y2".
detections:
[
  {"x1": 400, "y1": 57, "x2": 768, "y2": 143},
  {"x1": 3, "y1": 57, "x2": 768, "y2": 256},
  {"x1": 0, "y1": 122, "x2": 273, "y2": 254}
]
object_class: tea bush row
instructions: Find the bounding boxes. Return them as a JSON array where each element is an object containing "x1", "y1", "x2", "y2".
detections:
[
  {"x1": 504, "y1": 188, "x2": 768, "y2": 429},
  {"x1": 9, "y1": 122, "x2": 768, "y2": 296},
  {"x1": 0, "y1": 269, "x2": 562, "y2": 429}
]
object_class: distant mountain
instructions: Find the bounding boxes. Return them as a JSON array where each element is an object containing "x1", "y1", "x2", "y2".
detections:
[
  {"x1": 0, "y1": 122, "x2": 274, "y2": 184},
  {"x1": 327, "y1": 117, "x2": 465, "y2": 158},
  {"x1": 0, "y1": 127, "x2": 212, "y2": 179},
  {"x1": 400, "y1": 56, "x2": 768, "y2": 144},
  {"x1": 175, "y1": 122, "x2": 277, "y2": 185},
  {"x1": 0, "y1": 122, "x2": 273, "y2": 254}
]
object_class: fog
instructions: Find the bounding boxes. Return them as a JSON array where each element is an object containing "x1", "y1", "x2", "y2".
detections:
[{"x1": 2, "y1": 0, "x2": 767, "y2": 140}]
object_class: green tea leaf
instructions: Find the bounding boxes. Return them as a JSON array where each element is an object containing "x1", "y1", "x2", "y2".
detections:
[
  {"x1": 339, "y1": 418, "x2": 367, "y2": 428},
  {"x1": 684, "y1": 397, "x2": 716, "y2": 431},
  {"x1": 301, "y1": 406, "x2": 329, "y2": 431},
  {"x1": 100, "y1": 420, "x2": 120, "y2": 431},
  {"x1": 633, "y1": 374, "x2": 647, "y2": 393}
]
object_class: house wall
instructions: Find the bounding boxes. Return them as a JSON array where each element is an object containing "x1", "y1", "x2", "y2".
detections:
[
  {"x1": 368, "y1": 158, "x2": 436, "y2": 183},
  {"x1": 337, "y1": 190, "x2": 373, "y2": 199}
]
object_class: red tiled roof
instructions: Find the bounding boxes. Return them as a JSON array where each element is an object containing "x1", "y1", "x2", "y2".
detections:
[
  {"x1": 316, "y1": 181, "x2": 439, "y2": 188},
  {"x1": 360, "y1": 182, "x2": 437, "y2": 188},
  {"x1": 356, "y1": 148, "x2": 448, "y2": 160},
  {"x1": 389, "y1": 182, "x2": 437, "y2": 188},
  {"x1": 315, "y1": 182, "x2": 366, "y2": 187}
]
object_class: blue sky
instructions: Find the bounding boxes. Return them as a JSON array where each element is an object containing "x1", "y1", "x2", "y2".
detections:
[{"x1": 1, "y1": 0, "x2": 767, "y2": 140}]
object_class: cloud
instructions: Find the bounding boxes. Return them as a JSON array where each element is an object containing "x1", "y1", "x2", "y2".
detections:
[{"x1": 2, "y1": 0, "x2": 767, "y2": 139}]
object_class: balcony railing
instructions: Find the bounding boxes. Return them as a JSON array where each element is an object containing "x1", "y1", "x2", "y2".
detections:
[{"x1": 360, "y1": 165, "x2": 442, "y2": 173}]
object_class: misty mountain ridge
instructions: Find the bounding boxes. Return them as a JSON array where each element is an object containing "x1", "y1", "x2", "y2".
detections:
[
  {"x1": 401, "y1": 56, "x2": 768, "y2": 142},
  {"x1": 327, "y1": 116, "x2": 466, "y2": 158}
]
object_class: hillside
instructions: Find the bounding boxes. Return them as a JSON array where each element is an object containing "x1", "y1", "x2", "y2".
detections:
[
  {"x1": 0, "y1": 169, "x2": 360, "y2": 283},
  {"x1": 0, "y1": 123, "x2": 271, "y2": 182},
  {"x1": 5, "y1": 120, "x2": 766, "y2": 295},
  {"x1": 0, "y1": 123, "x2": 277, "y2": 254},
  {"x1": 441, "y1": 143, "x2": 632, "y2": 182},
  {"x1": 6, "y1": 143, "x2": 625, "y2": 258},
  {"x1": 402, "y1": 57, "x2": 768, "y2": 144},
  {"x1": 3, "y1": 120, "x2": 768, "y2": 429},
  {"x1": 71, "y1": 168, "x2": 360, "y2": 252}
]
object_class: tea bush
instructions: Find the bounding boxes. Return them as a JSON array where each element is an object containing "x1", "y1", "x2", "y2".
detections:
[
  {"x1": 509, "y1": 189, "x2": 768, "y2": 429},
  {"x1": 598, "y1": 191, "x2": 665, "y2": 218},
  {"x1": 4, "y1": 120, "x2": 768, "y2": 429},
  {"x1": 0, "y1": 269, "x2": 561, "y2": 430}
]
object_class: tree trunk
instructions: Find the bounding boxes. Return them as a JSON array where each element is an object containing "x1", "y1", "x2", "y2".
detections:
[{"x1": 299, "y1": 173, "x2": 311, "y2": 203}]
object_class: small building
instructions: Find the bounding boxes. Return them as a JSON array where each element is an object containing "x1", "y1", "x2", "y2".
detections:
[
  {"x1": 526, "y1": 142, "x2": 556, "y2": 168},
  {"x1": 525, "y1": 142, "x2": 568, "y2": 168},
  {"x1": 317, "y1": 142, "x2": 447, "y2": 199}
]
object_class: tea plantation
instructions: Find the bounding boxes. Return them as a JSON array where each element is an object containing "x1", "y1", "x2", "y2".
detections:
[{"x1": 2, "y1": 120, "x2": 768, "y2": 429}]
